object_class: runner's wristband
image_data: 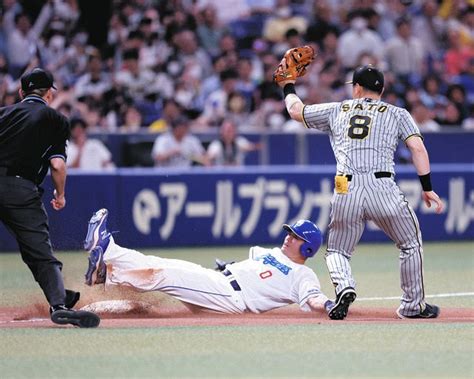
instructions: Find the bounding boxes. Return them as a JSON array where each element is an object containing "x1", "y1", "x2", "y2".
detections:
[
  {"x1": 283, "y1": 83, "x2": 296, "y2": 97},
  {"x1": 419, "y1": 173, "x2": 432, "y2": 192}
]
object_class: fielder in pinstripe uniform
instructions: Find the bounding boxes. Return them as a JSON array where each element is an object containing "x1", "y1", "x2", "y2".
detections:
[{"x1": 277, "y1": 64, "x2": 444, "y2": 320}]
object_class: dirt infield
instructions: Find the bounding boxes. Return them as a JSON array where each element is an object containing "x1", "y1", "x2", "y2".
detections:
[{"x1": 1, "y1": 303, "x2": 472, "y2": 329}]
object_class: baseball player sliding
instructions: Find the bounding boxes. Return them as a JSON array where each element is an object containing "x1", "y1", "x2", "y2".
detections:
[
  {"x1": 273, "y1": 47, "x2": 444, "y2": 320},
  {"x1": 83, "y1": 209, "x2": 335, "y2": 316}
]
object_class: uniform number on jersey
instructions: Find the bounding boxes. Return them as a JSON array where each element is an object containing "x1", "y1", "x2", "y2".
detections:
[
  {"x1": 259, "y1": 270, "x2": 273, "y2": 279},
  {"x1": 348, "y1": 115, "x2": 371, "y2": 139}
]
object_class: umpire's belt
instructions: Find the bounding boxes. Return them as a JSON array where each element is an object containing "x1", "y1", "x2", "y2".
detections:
[
  {"x1": 222, "y1": 269, "x2": 241, "y2": 291},
  {"x1": 339, "y1": 172, "x2": 393, "y2": 181}
]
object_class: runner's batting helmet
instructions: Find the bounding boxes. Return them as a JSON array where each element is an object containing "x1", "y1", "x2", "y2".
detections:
[{"x1": 283, "y1": 220, "x2": 322, "y2": 258}]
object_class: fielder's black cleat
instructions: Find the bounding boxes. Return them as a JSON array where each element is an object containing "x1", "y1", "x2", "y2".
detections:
[
  {"x1": 329, "y1": 287, "x2": 356, "y2": 320},
  {"x1": 397, "y1": 303, "x2": 440, "y2": 319},
  {"x1": 50, "y1": 305, "x2": 100, "y2": 328}
]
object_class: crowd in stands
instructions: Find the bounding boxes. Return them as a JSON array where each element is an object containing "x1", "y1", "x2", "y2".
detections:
[{"x1": 0, "y1": 0, "x2": 473, "y2": 168}]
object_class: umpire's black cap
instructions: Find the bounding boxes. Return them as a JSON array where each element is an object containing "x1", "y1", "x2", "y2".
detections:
[
  {"x1": 346, "y1": 65, "x2": 384, "y2": 93},
  {"x1": 21, "y1": 68, "x2": 57, "y2": 91}
]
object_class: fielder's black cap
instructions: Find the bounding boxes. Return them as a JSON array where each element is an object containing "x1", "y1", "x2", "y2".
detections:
[
  {"x1": 346, "y1": 65, "x2": 384, "y2": 93},
  {"x1": 21, "y1": 68, "x2": 56, "y2": 91}
]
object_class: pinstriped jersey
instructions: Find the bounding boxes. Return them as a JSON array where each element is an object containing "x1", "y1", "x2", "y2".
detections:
[{"x1": 302, "y1": 98, "x2": 421, "y2": 174}]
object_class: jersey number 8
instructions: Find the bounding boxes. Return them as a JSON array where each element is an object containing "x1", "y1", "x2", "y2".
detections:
[{"x1": 348, "y1": 115, "x2": 371, "y2": 139}]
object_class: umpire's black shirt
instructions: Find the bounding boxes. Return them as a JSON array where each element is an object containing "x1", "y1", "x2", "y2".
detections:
[{"x1": 0, "y1": 95, "x2": 70, "y2": 185}]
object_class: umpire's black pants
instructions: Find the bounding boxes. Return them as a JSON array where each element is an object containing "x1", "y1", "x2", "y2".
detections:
[{"x1": 0, "y1": 176, "x2": 66, "y2": 306}]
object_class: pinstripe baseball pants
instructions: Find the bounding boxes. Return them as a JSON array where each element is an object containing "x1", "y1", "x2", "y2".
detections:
[{"x1": 325, "y1": 174, "x2": 425, "y2": 316}]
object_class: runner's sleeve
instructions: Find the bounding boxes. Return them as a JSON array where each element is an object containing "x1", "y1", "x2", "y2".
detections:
[{"x1": 293, "y1": 269, "x2": 329, "y2": 311}]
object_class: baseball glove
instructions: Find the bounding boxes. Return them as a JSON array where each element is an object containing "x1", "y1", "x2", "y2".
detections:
[{"x1": 273, "y1": 45, "x2": 316, "y2": 84}]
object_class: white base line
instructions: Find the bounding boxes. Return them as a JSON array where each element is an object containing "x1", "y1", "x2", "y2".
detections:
[{"x1": 358, "y1": 292, "x2": 474, "y2": 301}]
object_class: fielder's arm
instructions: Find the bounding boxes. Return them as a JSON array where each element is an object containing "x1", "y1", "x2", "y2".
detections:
[
  {"x1": 276, "y1": 81, "x2": 305, "y2": 122},
  {"x1": 405, "y1": 136, "x2": 444, "y2": 213},
  {"x1": 273, "y1": 46, "x2": 315, "y2": 122}
]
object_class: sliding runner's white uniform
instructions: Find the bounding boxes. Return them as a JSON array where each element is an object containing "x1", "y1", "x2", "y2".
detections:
[{"x1": 104, "y1": 237, "x2": 329, "y2": 314}]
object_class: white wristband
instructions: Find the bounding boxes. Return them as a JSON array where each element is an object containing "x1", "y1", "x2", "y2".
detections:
[{"x1": 285, "y1": 94, "x2": 301, "y2": 112}]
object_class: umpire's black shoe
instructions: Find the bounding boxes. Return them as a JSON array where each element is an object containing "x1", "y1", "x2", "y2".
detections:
[
  {"x1": 50, "y1": 305, "x2": 100, "y2": 328},
  {"x1": 397, "y1": 303, "x2": 440, "y2": 319},
  {"x1": 329, "y1": 287, "x2": 356, "y2": 320}
]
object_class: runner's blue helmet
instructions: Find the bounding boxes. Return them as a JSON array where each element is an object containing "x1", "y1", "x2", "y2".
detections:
[{"x1": 282, "y1": 220, "x2": 323, "y2": 258}]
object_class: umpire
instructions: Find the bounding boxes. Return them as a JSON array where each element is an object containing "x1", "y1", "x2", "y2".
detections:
[{"x1": 0, "y1": 68, "x2": 99, "y2": 328}]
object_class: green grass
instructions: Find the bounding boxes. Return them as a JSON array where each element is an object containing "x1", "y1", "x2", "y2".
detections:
[
  {"x1": 0, "y1": 324, "x2": 473, "y2": 378},
  {"x1": 0, "y1": 242, "x2": 473, "y2": 378}
]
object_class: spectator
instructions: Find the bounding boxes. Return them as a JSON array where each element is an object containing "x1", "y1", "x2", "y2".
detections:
[
  {"x1": 309, "y1": 62, "x2": 346, "y2": 104},
  {"x1": 196, "y1": 5, "x2": 224, "y2": 57},
  {"x1": 56, "y1": 102, "x2": 73, "y2": 119},
  {"x1": 411, "y1": 0, "x2": 446, "y2": 55},
  {"x1": 0, "y1": 0, "x2": 470, "y2": 137},
  {"x1": 48, "y1": 31, "x2": 89, "y2": 85},
  {"x1": 121, "y1": 29, "x2": 145, "y2": 57},
  {"x1": 207, "y1": 120, "x2": 261, "y2": 166},
  {"x1": 151, "y1": 116, "x2": 209, "y2": 167},
  {"x1": 304, "y1": 0, "x2": 340, "y2": 47},
  {"x1": 263, "y1": 0, "x2": 308, "y2": 43},
  {"x1": 410, "y1": 102, "x2": 441, "y2": 132},
  {"x1": 196, "y1": 0, "x2": 250, "y2": 23},
  {"x1": 444, "y1": 27, "x2": 474, "y2": 78},
  {"x1": 249, "y1": 92, "x2": 286, "y2": 131},
  {"x1": 235, "y1": 56, "x2": 256, "y2": 110},
  {"x1": 3, "y1": 1, "x2": 52, "y2": 78},
  {"x1": 74, "y1": 52, "x2": 112, "y2": 100},
  {"x1": 317, "y1": 29, "x2": 340, "y2": 67},
  {"x1": 254, "y1": 54, "x2": 282, "y2": 108},
  {"x1": 0, "y1": 53, "x2": 16, "y2": 99},
  {"x1": 67, "y1": 118, "x2": 115, "y2": 170},
  {"x1": 121, "y1": 105, "x2": 143, "y2": 132},
  {"x1": 419, "y1": 75, "x2": 448, "y2": 110},
  {"x1": 337, "y1": 9, "x2": 383, "y2": 70},
  {"x1": 454, "y1": 56, "x2": 474, "y2": 104},
  {"x1": 462, "y1": 104, "x2": 474, "y2": 130},
  {"x1": 172, "y1": 29, "x2": 212, "y2": 80},
  {"x1": 217, "y1": 33, "x2": 237, "y2": 56},
  {"x1": 159, "y1": 1, "x2": 196, "y2": 37},
  {"x1": 226, "y1": 91, "x2": 252, "y2": 127},
  {"x1": 272, "y1": 27, "x2": 304, "y2": 56},
  {"x1": 447, "y1": 6, "x2": 474, "y2": 48},
  {"x1": 139, "y1": 26, "x2": 169, "y2": 71},
  {"x1": 384, "y1": 16, "x2": 425, "y2": 81},
  {"x1": 447, "y1": 84, "x2": 470, "y2": 121},
  {"x1": 115, "y1": 48, "x2": 172, "y2": 101},
  {"x1": 107, "y1": 13, "x2": 129, "y2": 48},
  {"x1": 199, "y1": 68, "x2": 239, "y2": 127},
  {"x1": 435, "y1": 101, "x2": 463, "y2": 127},
  {"x1": 41, "y1": 32, "x2": 68, "y2": 75},
  {"x1": 197, "y1": 54, "x2": 230, "y2": 110},
  {"x1": 149, "y1": 98, "x2": 182, "y2": 132}
]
